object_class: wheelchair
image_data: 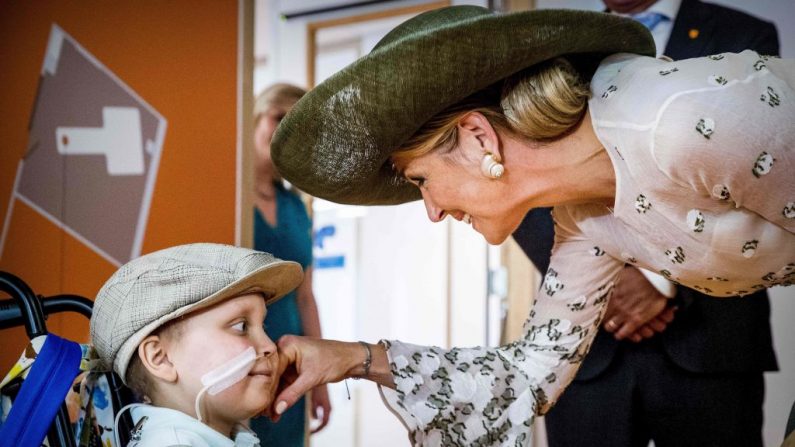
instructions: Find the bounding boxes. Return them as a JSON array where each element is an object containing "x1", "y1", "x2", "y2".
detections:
[{"x1": 0, "y1": 271, "x2": 135, "y2": 446}]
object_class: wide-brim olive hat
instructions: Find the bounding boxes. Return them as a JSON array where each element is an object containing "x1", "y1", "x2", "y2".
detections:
[
  {"x1": 89, "y1": 243, "x2": 303, "y2": 382},
  {"x1": 272, "y1": 6, "x2": 654, "y2": 205}
]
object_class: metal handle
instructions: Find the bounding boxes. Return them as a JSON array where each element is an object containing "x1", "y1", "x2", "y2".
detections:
[
  {"x1": 0, "y1": 271, "x2": 47, "y2": 338},
  {"x1": 0, "y1": 271, "x2": 85, "y2": 447},
  {"x1": 0, "y1": 295, "x2": 94, "y2": 330}
]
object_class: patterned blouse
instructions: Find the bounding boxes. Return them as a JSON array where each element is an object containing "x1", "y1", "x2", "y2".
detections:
[{"x1": 379, "y1": 51, "x2": 795, "y2": 446}]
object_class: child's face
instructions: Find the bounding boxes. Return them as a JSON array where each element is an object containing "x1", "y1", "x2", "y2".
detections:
[{"x1": 165, "y1": 293, "x2": 280, "y2": 423}]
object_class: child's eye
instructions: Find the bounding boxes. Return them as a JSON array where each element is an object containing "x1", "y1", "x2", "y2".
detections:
[{"x1": 231, "y1": 321, "x2": 247, "y2": 333}]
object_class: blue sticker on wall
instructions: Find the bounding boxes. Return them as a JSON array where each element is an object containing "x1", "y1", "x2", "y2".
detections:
[
  {"x1": 314, "y1": 225, "x2": 335, "y2": 249},
  {"x1": 316, "y1": 255, "x2": 345, "y2": 269}
]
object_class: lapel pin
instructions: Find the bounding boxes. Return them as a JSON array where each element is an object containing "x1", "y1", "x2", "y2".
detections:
[{"x1": 689, "y1": 28, "x2": 700, "y2": 39}]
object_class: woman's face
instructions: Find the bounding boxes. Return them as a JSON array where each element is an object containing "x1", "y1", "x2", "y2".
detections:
[
  {"x1": 254, "y1": 106, "x2": 289, "y2": 168},
  {"x1": 401, "y1": 135, "x2": 528, "y2": 245}
]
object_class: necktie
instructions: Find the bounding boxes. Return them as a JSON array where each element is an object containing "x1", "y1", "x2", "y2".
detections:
[{"x1": 632, "y1": 11, "x2": 667, "y2": 31}]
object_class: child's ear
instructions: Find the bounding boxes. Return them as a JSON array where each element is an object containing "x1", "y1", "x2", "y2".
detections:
[{"x1": 138, "y1": 335, "x2": 178, "y2": 383}]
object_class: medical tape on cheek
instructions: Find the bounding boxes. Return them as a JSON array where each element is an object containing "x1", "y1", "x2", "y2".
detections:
[
  {"x1": 194, "y1": 346, "x2": 259, "y2": 422},
  {"x1": 202, "y1": 346, "x2": 259, "y2": 395}
]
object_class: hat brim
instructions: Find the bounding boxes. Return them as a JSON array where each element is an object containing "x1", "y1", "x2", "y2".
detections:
[
  {"x1": 272, "y1": 6, "x2": 654, "y2": 205},
  {"x1": 114, "y1": 260, "x2": 303, "y2": 381}
]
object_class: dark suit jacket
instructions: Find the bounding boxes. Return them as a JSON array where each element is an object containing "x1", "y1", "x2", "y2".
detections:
[
  {"x1": 512, "y1": 0, "x2": 779, "y2": 379},
  {"x1": 664, "y1": 0, "x2": 779, "y2": 60}
]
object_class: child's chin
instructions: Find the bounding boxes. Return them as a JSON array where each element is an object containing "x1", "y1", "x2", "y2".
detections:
[
  {"x1": 249, "y1": 396, "x2": 275, "y2": 414},
  {"x1": 244, "y1": 402, "x2": 273, "y2": 420},
  {"x1": 219, "y1": 393, "x2": 274, "y2": 421}
]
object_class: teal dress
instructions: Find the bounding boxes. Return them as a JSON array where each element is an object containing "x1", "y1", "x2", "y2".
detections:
[{"x1": 250, "y1": 183, "x2": 312, "y2": 447}]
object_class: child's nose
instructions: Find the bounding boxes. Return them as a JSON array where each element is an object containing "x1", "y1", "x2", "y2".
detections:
[{"x1": 256, "y1": 330, "x2": 277, "y2": 357}]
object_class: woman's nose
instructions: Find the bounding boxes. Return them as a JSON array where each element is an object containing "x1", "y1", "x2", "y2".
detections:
[{"x1": 423, "y1": 198, "x2": 447, "y2": 223}]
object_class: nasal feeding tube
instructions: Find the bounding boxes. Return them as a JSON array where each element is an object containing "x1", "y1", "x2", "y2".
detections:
[{"x1": 194, "y1": 346, "x2": 261, "y2": 422}]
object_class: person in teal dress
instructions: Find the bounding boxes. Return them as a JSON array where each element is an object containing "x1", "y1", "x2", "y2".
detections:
[{"x1": 249, "y1": 83, "x2": 331, "y2": 446}]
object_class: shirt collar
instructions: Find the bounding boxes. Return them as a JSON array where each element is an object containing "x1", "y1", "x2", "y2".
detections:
[
  {"x1": 639, "y1": 0, "x2": 682, "y2": 22},
  {"x1": 130, "y1": 404, "x2": 260, "y2": 447}
]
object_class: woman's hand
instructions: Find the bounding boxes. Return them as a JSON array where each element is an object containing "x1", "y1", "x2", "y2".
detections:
[
  {"x1": 269, "y1": 335, "x2": 393, "y2": 421},
  {"x1": 309, "y1": 384, "x2": 331, "y2": 433},
  {"x1": 270, "y1": 336, "x2": 361, "y2": 421}
]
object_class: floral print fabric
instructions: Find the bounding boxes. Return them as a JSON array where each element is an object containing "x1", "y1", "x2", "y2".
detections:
[
  {"x1": 380, "y1": 217, "x2": 623, "y2": 446},
  {"x1": 379, "y1": 50, "x2": 794, "y2": 446}
]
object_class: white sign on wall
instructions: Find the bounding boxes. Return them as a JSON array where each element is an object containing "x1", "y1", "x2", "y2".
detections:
[{"x1": 1, "y1": 24, "x2": 167, "y2": 266}]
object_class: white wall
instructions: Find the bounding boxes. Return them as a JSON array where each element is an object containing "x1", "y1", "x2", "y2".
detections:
[
  {"x1": 311, "y1": 201, "x2": 455, "y2": 446},
  {"x1": 311, "y1": 203, "x2": 491, "y2": 447}
]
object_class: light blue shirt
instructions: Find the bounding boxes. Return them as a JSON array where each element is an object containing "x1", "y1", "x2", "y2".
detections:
[
  {"x1": 615, "y1": 0, "x2": 683, "y2": 57},
  {"x1": 127, "y1": 404, "x2": 260, "y2": 447}
]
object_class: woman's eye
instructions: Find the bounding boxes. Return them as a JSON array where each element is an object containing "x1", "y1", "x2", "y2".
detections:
[
  {"x1": 409, "y1": 176, "x2": 426, "y2": 188},
  {"x1": 231, "y1": 321, "x2": 247, "y2": 333}
]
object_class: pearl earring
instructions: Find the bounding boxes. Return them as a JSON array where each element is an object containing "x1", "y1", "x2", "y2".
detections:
[{"x1": 480, "y1": 153, "x2": 504, "y2": 179}]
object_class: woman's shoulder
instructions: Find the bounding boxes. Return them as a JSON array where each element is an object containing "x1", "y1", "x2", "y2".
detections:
[
  {"x1": 590, "y1": 51, "x2": 773, "y2": 126},
  {"x1": 649, "y1": 51, "x2": 793, "y2": 187},
  {"x1": 589, "y1": 53, "x2": 673, "y2": 126}
]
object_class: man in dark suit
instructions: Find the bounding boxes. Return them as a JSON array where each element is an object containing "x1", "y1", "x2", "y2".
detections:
[{"x1": 513, "y1": 1, "x2": 779, "y2": 445}]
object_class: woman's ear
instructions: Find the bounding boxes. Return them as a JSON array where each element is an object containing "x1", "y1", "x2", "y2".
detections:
[
  {"x1": 457, "y1": 112, "x2": 501, "y2": 161},
  {"x1": 138, "y1": 335, "x2": 178, "y2": 383}
]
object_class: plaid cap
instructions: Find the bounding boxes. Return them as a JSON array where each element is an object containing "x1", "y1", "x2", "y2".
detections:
[{"x1": 89, "y1": 243, "x2": 303, "y2": 382}]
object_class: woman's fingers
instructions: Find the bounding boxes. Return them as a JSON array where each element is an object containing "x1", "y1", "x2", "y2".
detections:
[
  {"x1": 638, "y1": 325, "x2": 655, "y2": 339},
  {"x1": 657, "y1": 306, "x2": 677, "y2": 323},
  {"x1": 647, "y1": 317, "x2": 668, "y2": 332},
  {"x1": 268, "y1": 336, "x2": 311, "y2": 418},
  {"x1": 615, "y1": 316, "x2": 645, "y2": 339},
  {"x1": 603, "y1": 318, "x2": 621, "y2": 333},
  {"x1": 606, "y1": 304, "x2": 679, "y2": 344},
  {"x1": 274, "y1": 370, "x2": 320, "y2": 416}
]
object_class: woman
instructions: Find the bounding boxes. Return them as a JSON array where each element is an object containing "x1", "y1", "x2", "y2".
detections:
[
  {"x1": 269, "y1": 6, "x2": 794, "y2": 446},
  {"x1": 250, "y1": 84, "x2": 331, "y2": 445}
]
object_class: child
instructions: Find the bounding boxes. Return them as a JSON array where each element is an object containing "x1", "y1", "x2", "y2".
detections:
[{"x1": 89, "y1": 243, "x2": 303, "y2": 446}]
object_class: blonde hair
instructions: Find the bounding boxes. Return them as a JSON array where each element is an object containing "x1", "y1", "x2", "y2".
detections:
[
  {"x1": 254, "y1": 83, "x2": 307, "y2": 122},
  {"x1": 392, "y1": 58, "x2": 590, "y2": 169},
  {"x1": 502, "y1": 58, "x2": 591, "y2": 140}
]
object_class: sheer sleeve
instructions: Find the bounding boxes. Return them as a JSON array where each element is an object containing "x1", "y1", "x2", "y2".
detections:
[{"x1": 378, "y1": 208, "x2": 624, "y2": 446}]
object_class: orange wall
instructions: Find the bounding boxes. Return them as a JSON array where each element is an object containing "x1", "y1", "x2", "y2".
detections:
[{"x1": 0, "y1": 2, "x2": 240, "y2": 372}]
